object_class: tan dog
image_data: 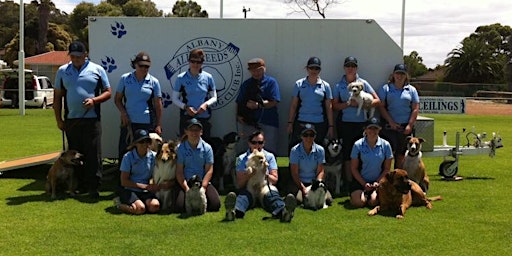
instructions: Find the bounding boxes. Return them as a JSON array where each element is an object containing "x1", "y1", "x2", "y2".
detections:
[
  {"x1": 153, "y1": 140, "x2": 178, "y2": 211},
  {"x1": 368, "y1": 169, "x2": 441, "y2": 219},
  {"x1": 46, "y1": 150, "x2": 83, "y2": 199},
  {"x1": 246, "y1": 149, "x2": 276, "y2": 207},
  {"x1": 403, "y1": 136, "x2": 429, "y2": 192}
]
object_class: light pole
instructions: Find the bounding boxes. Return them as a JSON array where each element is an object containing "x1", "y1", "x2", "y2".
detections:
[
  {"x1": 18, "y1": 0, "x2": 25, "y2": 115},
  {"x1": 400, "y1": 0, "x2": 406, "y2": 57}
]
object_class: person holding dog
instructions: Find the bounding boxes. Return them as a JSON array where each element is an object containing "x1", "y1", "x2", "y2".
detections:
[
  {"x1": 115, "y1": 51, "x2": 163, "y2": 162},
  {"x1": 53, "y1": 41, "x2": 112, "y2": 198},
  {"x1": 173, "y1": 118, "x2": 221, "y2": 213},
  {"x1": 224, "y1": 131, "x2": 297, "y2": 222},
  {"x1": 377, "y1": 64, "x2": 420, "y2": 169},
  {"x1": 332, "y1": 56, "x2": 381, "y2": 193},
  {"x1": 115, "y1": 129, "x2": 161, "y2": 214},
  {"x1": 349, "y1": 118, "x2": 393, "y2": 208},
  {"x1": 236, "y1": 57, "x2": 281, "y2": 154},
  {"x1": 287, "y1": 57, "x2": 334, "y2": 150},
  {"x1": 172, "y1": 48, "x2": 217, "y2": 140},
  {"x1": 289, "y1": 124, "x2": 333, "y2": 207}
]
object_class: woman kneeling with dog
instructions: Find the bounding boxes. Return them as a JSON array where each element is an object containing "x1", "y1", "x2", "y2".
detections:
[{"x1": 349, "y1": 118, "x2": 393, "y2": 208}]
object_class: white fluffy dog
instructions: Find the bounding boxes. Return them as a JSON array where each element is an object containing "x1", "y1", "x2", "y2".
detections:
[
  {"x1": 348, "y1": 81, "x2": 375, "y2": 120},
  {"x1": 185, "y1": 175, "x2": 207, "y2": 216},
  {"x1": 153, "y1": 140, "x2": 177, "y2": 211},
  {"x1": 245, "y1": 149, "x2": 276, "y2": 207},
  {"x1": 303, "y1": 179, "x2": 329, "y2": 211}
]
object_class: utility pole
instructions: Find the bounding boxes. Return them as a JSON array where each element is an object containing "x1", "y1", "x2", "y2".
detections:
[{"x1": 243, "y1": 6, "x2": 250, "y2": 19}]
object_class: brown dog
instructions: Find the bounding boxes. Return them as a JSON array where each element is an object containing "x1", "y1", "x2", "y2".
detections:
[
  {"x1": 153, "y1": 140, "x2": 178, "y2": 211},
  {"x1": 403, "y1": 136, "x2": 429, "y2": 192},
  {"x1": 367, "y1": 169, "x2": 441, "y2": 219},
  {"x1": 46, "y1": 150, "x2": 83, "y2": 199}
]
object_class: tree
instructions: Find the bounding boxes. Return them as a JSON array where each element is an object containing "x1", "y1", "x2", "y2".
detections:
[
  {"x1": 284, "y1": 0, "x2": 340, "y2": 18},
  {"x1": 69, "y1": 2, "x2": 97, "y2": 43},
  {"x1": 171, "y1": 0, "x2": 208, "y2": 17},
  {"x1": 123, "y1": 0, "x2": 162, "y2": 17},
  {"x1": 32, "y1": 0, "x2": 56, "y2": 54},
  {"x1": 403, "y1": 51, "x2": 428, "y2": 78}
]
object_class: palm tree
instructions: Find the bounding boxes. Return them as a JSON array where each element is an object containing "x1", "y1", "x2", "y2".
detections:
[{"x1": 34, "y1": 0, "x2": 55, "y2": 54}]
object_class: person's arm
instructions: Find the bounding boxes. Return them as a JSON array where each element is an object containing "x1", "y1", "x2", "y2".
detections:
[
  {"x1": 290, "y1": 163, "x2": 306, "y2": 195},
  {"x1": 115, "y1": 92, "x2": 130, "y2": 127},
  {"x1": 53, "y1": 88, "x2": 65, "y2": 131},
  {"x1": 202, "y1": 163, "x2": 213, "y2": 189},
  {"x1": 267, "y1": 169, "x2": 278, "y2": 185},
  {"x1": 325, "y1": 98, "x2": 334, "y2": 138},
  {"x1": 84, "y1": 87, "x2": 111, "y2": 109},
  {"x1": 153, "y1": 97, "x2": 163, "y2": 134},
  {"x1": 287, "y1": 97, "x2": 299, "y2": 133},
  {"x1": 176, "y1": 163, "x2": 189, "y2": 191},
  {"x1": 405, "y1": 102, "x2": 420, "y2": 135}
]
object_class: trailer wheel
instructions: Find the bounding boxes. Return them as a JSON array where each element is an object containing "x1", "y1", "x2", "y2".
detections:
[{"x1": 439, "y1": 160, "x2": 457, "y2": 178}]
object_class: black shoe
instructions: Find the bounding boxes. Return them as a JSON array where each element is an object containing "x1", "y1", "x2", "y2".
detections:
[
  {"x1": 281, "y1": 194, "x2": 297, "y2": 223},
  {"x1": 88, "y1": 190, "x2": 100, "y2": 199}
]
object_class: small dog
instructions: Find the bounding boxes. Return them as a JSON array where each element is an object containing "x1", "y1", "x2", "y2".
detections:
[
  {"x1": 367, "y1": 169, "x2": 442, "y2": 219},
  {"x1": 303, "y1": 179, "x2": 329, "y2": 211},
  {"x1": 221, "y1": 132, "x2": 240, "y2": 191},
  {"x1": 185, "y1": 175, "x2": 207, "y2": 216},
  {"x1": 46, "y1": 150, "x2": 83, "y2": 199},
  {"x1": 153, "y1": 140, "x2": 178, "y2": 211},
  {"x1": 246, "y1": 149, "x2": 276, "y2": 207},
  {"x1": 348, "y1": 81, "x2": 374, "y2": 120},
  {"x1": 323, "y1": 138, "x2": 343, "y2": 195},
  {"x1": 403, "y1": 136, "x2": 429, "y2": 193},
  {"x1": 237, "y1": 79, "x2": 264, "y2": 126}
]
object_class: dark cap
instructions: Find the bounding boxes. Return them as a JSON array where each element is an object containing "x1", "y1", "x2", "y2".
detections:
[
  {"x1": 247, "y1": 58, "x2": 265, "y2": 70},
  {"x1": 186, "y1": 118, "x2": 203, "y2": 129},
  {"x1": 365, "y1": 117, "x2": 381, "y2": 129},
  {"x1": 132, "y1": 129, "x2": 151, "y2": 144},
  {"x1": 68, "y1": 41, "x2": 86, "y2": 56},
  {"x1": 393, "y1": 64, "x2": 408, "y2": 74},
  {"x1": 301, "y1": 123, "x2": 317, "y2": 135},
  {"x1": 134, "y1": 51, "x2": 151, "y2": 66},
  {"x1": 344, "y1": 56, "x2": 358, "y2": 67},
  {"x1": 307, "y1": 57, "x2": 321, "y2": 68}
]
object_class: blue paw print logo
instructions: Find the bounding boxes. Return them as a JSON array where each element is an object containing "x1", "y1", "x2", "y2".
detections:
[
  {"x1": 100, "y1": 57, "x2": 117, "y2": 73},
  {"x1": 162, "y1": 92, "x2": 172, "y2": 108},
  {"x1": 111, "y1": 21, "x2": 127, "y2": 38}
]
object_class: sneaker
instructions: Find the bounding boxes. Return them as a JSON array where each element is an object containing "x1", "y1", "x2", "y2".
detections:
[
  {"x1": 281, "y1": 194, "x2": 297, "y2": 223},
  {"x1": 224, "y1": 192, "x2": 237, "y2": 221},
  {"x1": 113, "y1": 196, "x2": 121, "y2": 209}
]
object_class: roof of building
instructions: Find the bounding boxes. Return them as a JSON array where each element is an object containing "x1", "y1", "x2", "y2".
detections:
[{"x1": 24, "y1": 51, "x2": 69, "y2": 65}]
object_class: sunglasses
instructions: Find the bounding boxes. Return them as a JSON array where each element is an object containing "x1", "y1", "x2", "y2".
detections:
[
  {"x1": 308, "y1": 66, "x2": 321, "y2": 71},
  {"x1": 250, "y1": 140, "x2": 265, "y2": 145},
  {"x1": 189, "y1": 60, "x2": 204, "y2": 64},
  {"x1": 138, "y1": 64, "x2": 150, "y2": 69},
  {"x1": 137, "y1": 139, "x2": 152, "y2": 144},
  {"x1": 302, "y1": 133, "x2": 316, "y2": 138},
  {"x1": 344, "y1": 64, "x2": 357, "y2": 68}
]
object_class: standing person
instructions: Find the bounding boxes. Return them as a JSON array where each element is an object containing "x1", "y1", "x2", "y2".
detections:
[
  {"x1": 115, "y1": 51, "x2": 163, "y2": 161},
  {"x1": 172, "y1": 48, "x2": 217, "y2": 139},
  {"x1": 53, "y1": 41, "x2": 112, "y2": 198},
  {"x1": 115, "y1": 129, "x2": 160, "y2": 214},
  {"x1": 349, "y1": 118, "x2": 393, "y2": 208},
  {"x1": 377, "y1": 64, "x2": 420, "y2": 169},
  {"x1": 224, "y1": 131, "x2": 297, "y2": 222},
  {"x1": 332, "y1": 56, "x2": 380, "y2": 192},
  {"x1": 173, "y1": 118, "x2": 221, "y2": 213},
  {"x1": 287, "y1": 57, "x2": 334, "y2": 150},
  {"x1": 236, "y1": 58, "x2": 281, "y2": 154},
  {"x1": 289, "y1": 124, "x2": 332, "y2": 207}
]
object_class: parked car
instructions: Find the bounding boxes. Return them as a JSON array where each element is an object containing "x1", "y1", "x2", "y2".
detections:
[{"x1": 0, "y1": 69, "x2": 53, "y2": 108}]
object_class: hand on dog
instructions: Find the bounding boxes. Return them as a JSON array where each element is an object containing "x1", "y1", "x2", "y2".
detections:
[{"x1": 146, "y1": 184, "x2": 160, "y2": 193}]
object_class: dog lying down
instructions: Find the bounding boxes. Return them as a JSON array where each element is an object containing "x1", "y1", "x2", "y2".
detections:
[
  {"x1": 46, "y1": 150, "x2": 83, "y2": 199},
  {"x1": 185, "y1": 175, "x2": 207, "y2": 216}
]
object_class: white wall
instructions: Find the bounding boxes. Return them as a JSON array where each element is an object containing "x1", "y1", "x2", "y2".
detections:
[{"x1": 89, "y1": 17, "x2": 402, "y2": 157}]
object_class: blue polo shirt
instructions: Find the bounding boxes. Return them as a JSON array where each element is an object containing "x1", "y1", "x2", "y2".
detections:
[
  {"x1": 173, "y1": 69, "x2": 216, "y2": 119},
  {"x1": 120, "y1": 149, "x2": 156, "y2": 192},
  {"x1": 236, "y1": 149, "x2": 278, "y2": 174},
  {"x1": 289, "y1": 142, "x2": 325, "y2": 183},
  {"x1": 292, "y1": 77, "x2": 332, "y2": 123},
  {"x1": 236, "y1": 74, "x2": 281, "y2": 127},
  {"x1": 350, "y1": 136, "x2": 393, "y2": 183},
  {"x1": 333, "y1": 75, "x2": 375, "y2": 122},
  {"x1": 55, "y1": 60, "x2": 111, "y2": 119},
  {"x1": 116, "y1": 71, "x2": 162, "y2": 124},
  {"x1": 377, "y1": 83, "x2": 419, "y2": 124},
  {"x1": 177, "y1": 139, "x2": 214, "y2": 180}
]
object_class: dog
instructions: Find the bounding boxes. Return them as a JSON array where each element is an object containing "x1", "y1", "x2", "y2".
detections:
[
  {"x1": 323, "y1": 138, "x2": 343, "y2": 195},
  {"x1": 46, "y1": 150, "x2": 83, "y2": 199},
  {"x1": 237, "y1": 79, "x2": 264, "y2": 126},
  {"x1": 348, "y1": 81, "x2": 375, "y2": 120},
  {"x1": 153, "y1": 140, "x2": 178, "y2": 211},
  {"x1": 367, "y1": 169, "x2": 442, "y2": 219},
  {"x1": 185, "y1": 175, "x2": 207, "y2": 216},
  {"x1": 221, "y1": 132, "x2": 240, "y2": 190},
  {"x1": 245, "y1": 149, "x2": 276, "y2": 207},
  {"x1": 302, "y1": 179, "x2": 329, "y2": 211},
  {"x1": 149, "y1": 132, "x2": 163, "y2": 152},
  {"x1": 403, "y1": 136, "x2": 429, "y2": 193}
]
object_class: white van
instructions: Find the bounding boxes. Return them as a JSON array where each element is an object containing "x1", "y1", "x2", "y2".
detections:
[{"x1": 0, "y1": 69, "x2": 53, "y2": 108}]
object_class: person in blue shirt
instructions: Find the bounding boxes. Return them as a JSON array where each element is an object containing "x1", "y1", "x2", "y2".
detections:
[
  {"x1": 173, "y1": 118, "x2": 221, "y2": 213},
  {"x1": 332, "y1": 56, "x2": 381, "y2": 192},
  {"x1": 115, "y1": 51, "x2": 163, "y2": 161},
  {"x1": 287, "y1": 57, "x2": 334, "y2": 150},
  {"x1": 289, "y1": 124, "x2": 332, "y2": 207},
  {"x1": 350, "y1": 118, "x2": 393, "y2": 208},
  {"x1": 116, "y1": 129, "x2": 161, "y2": 214},
  {"x1": 172, "y1": 48, "x2": 217, "y2": 139},
  {"x1": 377, "y1": 64, "x2": 420, "y2": 169},
  {"x1": 53, "y1": 41, "x2": 112, "y2": 198},
  {"x1": 224, "y1": 131, "x2": 297, "y2": 222},
  {"x1": 236, "y1": 58, "x2": 281, "y2": 154}
]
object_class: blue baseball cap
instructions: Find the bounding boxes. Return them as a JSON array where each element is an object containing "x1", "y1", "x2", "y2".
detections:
[
  {"x1": 393, "y1": 64, "x2": 408, "y2": 74},
  {"x1": 186, "y1": 118, "x2": 203, "y2": 129},
  {"x1": 344, "y1": 56, "x2": 358, "y2": 66},
  {"x1": 307, "y1": 57, "x2": 321, "y2": 68}
]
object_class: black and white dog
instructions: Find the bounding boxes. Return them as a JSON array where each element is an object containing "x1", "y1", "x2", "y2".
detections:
[
  {"x1": 185, "y1": 175, "x2": 207, "y2": 216},
  {"x1": 303, "y1": 179, "x2": 329, "y2": 211},
  {"x1": 323, "y1": 138, "x2": 343, "y2": 195},
  {"x1": 207, "y1": 132, "x2": 240, "y2": 192},
  {"x1": 237, "y1": 79, "x2": 264, "y2": 126}
]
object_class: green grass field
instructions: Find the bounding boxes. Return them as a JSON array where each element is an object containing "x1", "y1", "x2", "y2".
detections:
[{"x1": 1, "y1": 108, "x2": 511, "y2": 255}]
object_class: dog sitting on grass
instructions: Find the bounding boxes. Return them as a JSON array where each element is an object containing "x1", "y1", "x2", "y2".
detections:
[{"x1": 46, "y1": 150, "x2": 83, "y2": 199}]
